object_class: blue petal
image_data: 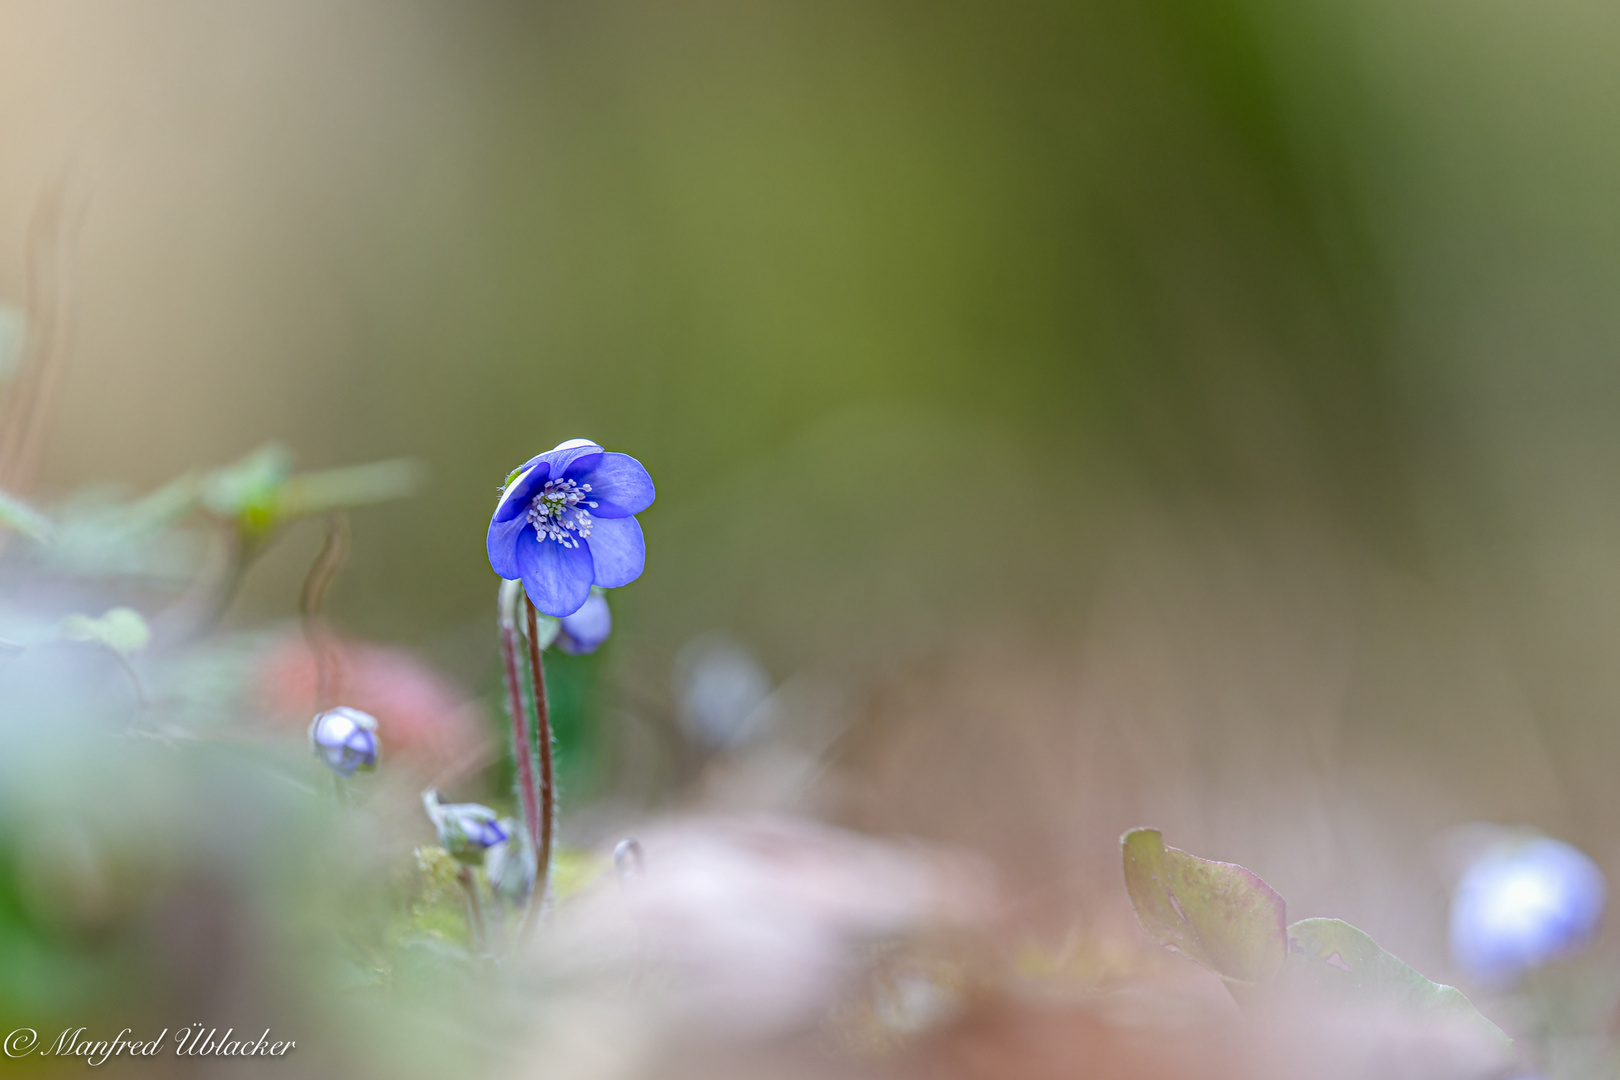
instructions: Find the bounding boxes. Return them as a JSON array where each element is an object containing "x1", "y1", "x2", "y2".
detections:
[
  {"x1": 344, "y1": 729, "x2": 379, "y2": 772},
  {"x1": 516, "y1": 528, "x2": 596, "y2": 616},
  {"x1": 538, "y1": 439, "x2": 605, "y2": 481},
  {"x1": 558, "y1": 592, "x2": 613, "y2": 654},
  {"x1": 493, "y1": 461, "x2": 550, "y2": 523},
  {"x1": 584, "y1": 515, "x2": 644, "y2": 588},
  {"x1": 572, "y1": 452, "x2": 655, "y2": 518},
  {"x1": 486, "y1": 512, "x2": 530, "y2": 580}
]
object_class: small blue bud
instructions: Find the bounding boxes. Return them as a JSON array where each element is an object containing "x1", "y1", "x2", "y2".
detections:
[
  {"x1": 613, "y1": 836, "x2": 645, "y2": 882},
  {"x1": 422, "y1": 790, "x2": 508, "y2": 865},
  {"x1": 1450, "y1": 834, "x2": 1606, "y2": 985},
  {"x1": 309, "y1": 706, "x2": 379, "y2": 777},
  {"x1": 557, "y1": 590, "x2": 613, "y2": 655}
]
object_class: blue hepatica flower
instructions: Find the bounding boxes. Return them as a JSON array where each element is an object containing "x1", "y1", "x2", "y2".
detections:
[
  {"x1": 1450, "y1": 835, "x2": 1607, "y2": 985},
  {"x1": 423, "y1": 790, "x2": 509, "y2": 864},
  {"x1": 487, "y1": 439, "x2": 655, "y2": 618},
  {"x1": 557, "y1": 589, "x2": 612, "y2": 655},
  {"x1": 309, "y1": 707, "x2": 379, "y2": 777}
]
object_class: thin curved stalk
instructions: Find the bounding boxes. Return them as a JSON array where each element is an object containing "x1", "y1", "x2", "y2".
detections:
[
  {"x1": 497, "y1": 581, "x2": 543, "y2": 933},
  {"x1": 524, "y1": 599, "x2": 556, "y2": 923},
  {"x1": 299, "y1": 512, "x2": 350, "y2": 711},
  {"x1": 456, "y1": 865, "x2": 488, "y2": 955}
]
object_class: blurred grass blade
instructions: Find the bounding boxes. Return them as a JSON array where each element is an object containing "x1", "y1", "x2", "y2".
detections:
[
  {"x1": 279, "y1": 458, "x2": 424, "y2": 518},
  {"x1": 127, "y1": 471, "x2": 206, "y2": 531}
]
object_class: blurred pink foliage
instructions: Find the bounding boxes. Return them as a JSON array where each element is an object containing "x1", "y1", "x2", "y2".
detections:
[{"x1": 256, "y1": 633, "x2": 491, "y2": 779}]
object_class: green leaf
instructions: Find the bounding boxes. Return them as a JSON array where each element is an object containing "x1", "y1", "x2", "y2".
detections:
[
  {"x1": 201, "y1": 444, "x2": 294, "y2": 531},
  {"x1": 202, "y1": 447, "x2": 420, "y2": 534},
  {"x1": 60, "y1": 607, "x2": 152, "y2": 656},
  {"x1": 0, "y1": 489, "x2": 52, "y2": 542},
  {"x1": 1283, "y1": 918, "x2": 1511, "y2": 1048},
  {"x1": 43, "y1": 477, "x2": 206, "y2": 580},
  {"x1": 1121, "y1": 828, "x2": 1287, "y2": 986},
  {"x1": 123, "y1": 472, "x2": 207, "y2": 530},
  {"x1": 1121, "y1": 833, "x2": 1513, "y2": 1053}
]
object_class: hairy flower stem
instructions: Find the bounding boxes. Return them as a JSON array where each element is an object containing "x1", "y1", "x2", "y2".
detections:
[
  {"x1": 524, "y1": 599, "x2": 556, "y2": 924},
  {"x1": 497, "y1": 581, "x2": 543, "y2": 933}
]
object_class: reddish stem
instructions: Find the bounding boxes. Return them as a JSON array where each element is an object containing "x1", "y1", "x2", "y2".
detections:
[
  {"x1": 498, "y1": 596, "x2": 542, "y2": 874},
  {"x1": 300, "y1": 513, "x2": 350, "y2": 711},
  {"x1": 525, "y1": 600, "x2": 556, "y2": 914}
]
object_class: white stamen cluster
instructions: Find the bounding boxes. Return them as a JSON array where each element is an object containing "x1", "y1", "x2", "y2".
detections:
[{"x1": 527, "y1": 478, "x2": 598, "y2": 548}]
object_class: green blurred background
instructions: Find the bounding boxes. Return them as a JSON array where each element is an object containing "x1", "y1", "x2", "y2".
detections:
[{"x1": 4, "y1": 0, "x2": 1620, "y2": 1032}]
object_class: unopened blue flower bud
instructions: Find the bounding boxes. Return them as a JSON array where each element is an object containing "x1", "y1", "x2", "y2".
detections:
[
  {"x1": 1450, "y1": 834, "x2": 1606, "y2": 985},
  {"x1": 485, "y1": 823, "x2": 537, "y2": 905},
  {"x1": 422, "y1": 790, "x2": 508, "y2": 865},
  {"x1": 309, "y1": 706, "x2": 379, "y2": 777},
  {"x1": 557, "y1": 590, "x2": 612, "y2": 655},
  {"x1": 613, "y1": 837, "x2": 645, "y2": 881}
]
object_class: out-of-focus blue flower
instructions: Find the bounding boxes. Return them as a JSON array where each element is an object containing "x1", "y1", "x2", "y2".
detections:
[
  {"x1": 308, "y1": 707, "x2": 379, "y2": 777},
  {"x1": 674, "y1": 634, "x2": 775, "y2": 750},
  {"x1": 557, "y1": 590, "x2": 612, "y2": 655},
  {"x1": 486, "y1": 439, "x2": 655, "y2": 618},
  {"x1": 1450, "y1": 835, "x2": 1606, "y2": 985},
  {"x1": 423, "y1": 790, "x2": 508, "y2": 864}
]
